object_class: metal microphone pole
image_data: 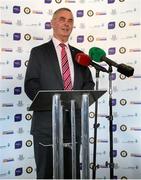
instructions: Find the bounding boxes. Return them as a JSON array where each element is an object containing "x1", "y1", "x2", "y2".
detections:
[
  {"x1": 92, "y1": 69, "x2": 100, "y2": 179},
  {"x1": 106, "y1": 65, "x2": 114, "y2": 179}
]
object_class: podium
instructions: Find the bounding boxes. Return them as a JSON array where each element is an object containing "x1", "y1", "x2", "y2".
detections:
[{"x1": 28, "y1": 90, "x2": 106, "y2": 179}]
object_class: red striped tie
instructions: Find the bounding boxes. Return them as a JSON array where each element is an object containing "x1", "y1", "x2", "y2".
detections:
[{"x1": 60, "y1": 43, "x2": 72, "y2": 90}]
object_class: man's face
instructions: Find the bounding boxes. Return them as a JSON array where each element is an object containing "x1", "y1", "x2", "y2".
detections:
[{"x1": 51, "y1": 10, "x2": 74, "y2": 41}]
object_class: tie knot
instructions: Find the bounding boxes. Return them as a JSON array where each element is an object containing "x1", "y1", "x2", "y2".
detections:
[{"x1": 59, "y1": 43, "x2": 66, "y2": 48}]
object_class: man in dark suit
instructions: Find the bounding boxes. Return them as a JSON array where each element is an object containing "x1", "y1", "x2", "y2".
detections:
[{"x1": 24, "y1": 7, "x2": 95, "y2": 179}]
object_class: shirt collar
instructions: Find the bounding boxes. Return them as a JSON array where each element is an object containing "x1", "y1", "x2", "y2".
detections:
[{"x1": 52, "y1": 37, "x2": 69, "y2": 49}]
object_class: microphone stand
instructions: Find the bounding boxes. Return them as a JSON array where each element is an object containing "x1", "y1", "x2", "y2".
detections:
[
  {"x1": 106, "y1": 65, "x2": 114, "y2": 179},
  {"x1": 92, "y1": 69, "x2": 100, "y2": 179}
]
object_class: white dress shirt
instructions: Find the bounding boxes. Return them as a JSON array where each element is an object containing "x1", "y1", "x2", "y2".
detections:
[{"x1": 52, "y1": 37, "x2": 74, "y2": 86}]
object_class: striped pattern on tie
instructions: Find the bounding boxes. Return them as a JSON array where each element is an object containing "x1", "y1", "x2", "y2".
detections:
[{"x1": 60, "y1": 43, "x2": 72, "y2": 90}]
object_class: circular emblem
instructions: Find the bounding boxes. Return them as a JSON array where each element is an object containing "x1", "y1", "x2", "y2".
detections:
[
  {"x1": 55, "y1": 0, "x2": 62, "y2": 3},
  {"x1": 120, "y1": 124, "x2": 127, "y2": 132},
  {"x1": 87, "y1": 10, "x2": 94, "y2": 17},
  {"x1": 120, "y1": 150, "x2": 127, "y2": 157},
  {"x1": 120, "y1": 99, "x2": 127, "y2": 106},
  {"x1": 26, "y1": 140, "x2": 32, "y2": 147},
  {"x1": 119, "y1": 0, "x2": 125, "y2": 2},
  {"x1": 119, "y1": 21, "x2": 126, "y2": 28},
  {"x1": 26, "y1": 166, "x2": 33, "y2": 174},
  {"x1": 25, "y1": 113, "x2": 32, "y2": 120},
  {"x1": 89, "y1": 112, "x2": 95, "y2": 118},
  {"x1": 24, "y1": 60, "x2": 29, "y2": 67},
  {"x1": 121, "y1": 176, "x2": 128, "y2": 180},
  {"x1": 89, "y1": 137, "x2": 94, "y2": 144},
  {"x1": 119, "y1": 74, "x2": 126, "y2": 80},
  {"x1": 24, "y1": 7, "x2": 31, "y2": 14},
  {"x1": 24, "y1": 34, "x2": 31, "y2": 41},
  {"x1": 87, "y1": 35, "x2": 94, "y2": 42},
  {"x1": 119, "y1": 47, "x2": 126, "y2": 54},
  {"x1": 89, "y1": 162, "x2": 94, "y2": 169}
]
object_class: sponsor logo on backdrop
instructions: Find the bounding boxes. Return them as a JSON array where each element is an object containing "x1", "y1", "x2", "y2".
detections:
[
  {"x1": 87, "y1": 35, "x2": 94, "y2": 42},
  {"x1": 108, "y1": 47, "x2": 116, "y2": 55},
  {"x1": 15, "y1": 168, "x2": 23, "y2": 176},
  {"x1": 108, "y1": 0, "x2": 115, "y2": 3},
  {"x1": 120, "y1": 99, "x2": 127, "y2": 106},
  {"x1": 26, "y1": 166, "x2": 33, "y2": 174},
  {"x1": 76, "y1": 10, "x2": 84, "y2": 17},
  {"x1": 120, "y1": 125, "x2": 127, "y2": 131},
  {"x1": 24, "y1": 34, "x2": 31, "y2": 41},
  {"x1": 14, "y1": 87, "x2": 22, "y2": 95},
  {"x1": 87, "y1": 10, "x2": 94, "y2": 17},
  {"x1": 77, "y1": 35, "x2": 84, "y2": 43},
  {"x1": 3, "y1": 158, "x2": 14, "y2": 163},
  {"x1": 112, "y1": 99, "x2": 117, "y2": 106},
  {"x1": 13, "y1": 6, "x2": 20, "y2": 13},
  {"x1": 45, "y1": 0, "x2": 52, "y2": 3},
  {"x1": 119, "y1": 47, "x2": 126, "y2": 54},
  {"x1": 1, "y1": 20, "x2": 12, "y2": 25},
  {"x1": 13, "y1": 33, "x2": 21, "y2": 41},
  {"x1": 45, "y1": 22, "x2": 51, "y2": 29},
  {"x1": 55, "y1": 0, "x2": 62, "y2": 3},
  {"x1": 89, "y1": 112, "x2": 95, "y2": 118},
  {"x1": 0, "y1": 115, "x2": 10, "y2": 121},
  {"x1": 113, "y1": 150, "x2": 117, "y2": 157},
  {"x1": 14, "y1": 60, "x2": 21, "y2": 68},
  {"x1": 112, "y1": 124, "x2": 117, "y2": 132},
  {"x1": 120, "y1": 150, "x2": 128, "y2": 157},
  {"x1": 32, "y1": 10, "x2": 43, "y2": 14},
  {"x1": 2, "y1": 130, "x2": 14, "y2": 135},
  {"x1": 14, "y1": 114, "x2": 22, "y2": 122},
  {"x1": 119, "y1": 74, "x2": 126, "y2": 80},
  {"x1": 26, "y1": 140, "x2": 32, "y2": 147},
  {"x1": 15, "y1": 141, "x2": 22, "y2": 149},
  {"x1": 24, "y1": 7, "x2": 31, "y2": 14},
  {"x1": 119, "y1": 21, "x2": 126, "y2": 28},
  {"x1": 1, "y1": 48, "x2": 13, "y2": 52},
  {"x1": 25, "y1": 113, "x2": 32, "y2": 121},
  {"x1": 108, "y1": 21, "x2": 115, "y2": 29}
]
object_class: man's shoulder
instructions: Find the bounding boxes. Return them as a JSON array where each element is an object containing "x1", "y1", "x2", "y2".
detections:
[{"x1": 32, "y1": 40, "x2": 53, "y2": 50}]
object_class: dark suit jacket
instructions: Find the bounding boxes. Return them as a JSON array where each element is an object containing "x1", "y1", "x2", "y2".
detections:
[{"x1": 24, "y1": 40, "x2": 95, "y2": 144}]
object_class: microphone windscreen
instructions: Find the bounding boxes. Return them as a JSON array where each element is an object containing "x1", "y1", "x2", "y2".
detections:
[
  {"x1": 75, "y1": 52, "x2": 91, "y2": 67},
  {"x1": 89, "y1": 47, "x2": 106, "y2": 62},
  {"x1": 117, "y1": 64, "x2": 134, "y2": 77}
]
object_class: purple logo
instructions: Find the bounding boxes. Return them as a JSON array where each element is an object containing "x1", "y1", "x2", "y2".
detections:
[
  {"x1": 77, "y1": 35, "x2": 84, "y2": 43},
  {"x1": 108, "y1": 47, "x2": 116, "y2": 55},
  {"x1": 44, "y1": 0, "x2": 52, "y2": 3},
  {"x1": 15, "y1": 168, "x2": 23, "y2": 176},
  {"x1": 113, "y1": 150, "x2": 117, "y2": 157},
  {"x1": 14, "y1": 87, "x2": 22, "y2": 95},
  {"x1": 14, "y1": 114, "x2": 22, "y2": 122},
  {"x1": 13, "y1": 33, "x2": 21, "y2": 40},
  {"x1": 15, "y1": 141, "x2": 22, "y2": 149},
  {"x1": 13, "y1": 6, "x2": 20, "y2": 14},
  {"x1": 110, "y1": 73, "x2": 116, "y2": 80},
  {"x1": 112, "y1": 99, "x2": 117, "y2": 106},
  {"x1": 14, "y1": 60, "x2": 21, "y2": 67},
  {"x1": 108, "y1": 0, "x2": 115, "y2": 3},
  {"x1": 76, "y1": 10, "x2": 84, "y2": 17},
  {"x1": 108, "y1": 21, "x2": 115, "y2": 29},
  {"x1": 112, "y1": 124, "x2": 117, "y2": 132},
  {"x1": 45, "y1": 22, "x2": 51, "y2": 29}
]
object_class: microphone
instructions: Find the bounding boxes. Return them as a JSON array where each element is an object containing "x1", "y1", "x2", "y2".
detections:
[
  {"x1": 89, "y1": 47, "x2": 134, "y2": 77},
  {"x1": 75, "y1": 52, "x2": 109, "y2": 73}
]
